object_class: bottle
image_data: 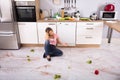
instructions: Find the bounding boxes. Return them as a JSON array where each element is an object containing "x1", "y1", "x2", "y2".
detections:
[
  {"x1": 50, "y1": 9, "x2": 53, "y2": 18},
  {"x1": 61, "y1": 8, "x2": 64, "y2": 18}
]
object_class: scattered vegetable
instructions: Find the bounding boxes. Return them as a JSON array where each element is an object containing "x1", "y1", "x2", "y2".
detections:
[
  {"x1": 54, "y1": 74, "x2": 61, "y2": 80},
  {"x1": 30, "y1": 49, "x2": 35, "y2": 53},
  {"x1": 27, "y1": 55, "x2": 30, "y2": 58},
  {"x1": 86, "y1": 60, "x2": 92, "y2": 64},
  {"x1": 94, "y1": 70, "x2": 99, "y2": 75},
  {"x1": 27, "y1": 58, "x2": 31, "y2": 62}
]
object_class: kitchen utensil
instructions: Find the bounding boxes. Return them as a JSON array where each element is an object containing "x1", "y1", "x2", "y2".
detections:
[
  {"x1": 71, "y1": 0, "x2": 74, "y2": 8},
  {"x1": 64, "y1": 0, "x2": 66, "y2": 9},
  {"x1": 68, "y1": 0, "x2": 71, "y2": 10},
  {"x1": 74, "y1": 0, "x2": 76, "y2": 9}
]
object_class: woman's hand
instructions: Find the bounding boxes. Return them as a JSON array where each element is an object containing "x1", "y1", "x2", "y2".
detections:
[{"x1": 62, "y1": 43, "x2": 68, "y2": 46}]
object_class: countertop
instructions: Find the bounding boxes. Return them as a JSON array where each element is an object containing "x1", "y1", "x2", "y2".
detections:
[
  {"x1": 37, "y1": 19, "x2": 103, "y2": 22},
  {"x1": 105, "y1": 21, "x2": 120, "y2": 32}
]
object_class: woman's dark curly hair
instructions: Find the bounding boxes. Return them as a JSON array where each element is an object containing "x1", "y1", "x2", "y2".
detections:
[{"x1": 45, "y1": 27, "x2": 53, "y2": 33}]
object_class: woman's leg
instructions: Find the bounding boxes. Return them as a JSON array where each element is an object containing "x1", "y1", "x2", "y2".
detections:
[
  {"x1": 51, "y1": 47, "x2": 63, "y2": 57},
  {"x1": 44, "y1": 40, "x2": 52, "y2": 57}
]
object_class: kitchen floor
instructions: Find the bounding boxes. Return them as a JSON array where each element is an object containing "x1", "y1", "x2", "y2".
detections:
[{"x1": 0, "y1": 39, "x2": 120, "y2": 80}]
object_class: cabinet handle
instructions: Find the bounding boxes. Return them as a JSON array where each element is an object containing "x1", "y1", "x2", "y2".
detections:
[
  {"x1": 86, "y1": 23, "x2": 94, "y2": 25},
  {"x1": 48, "y1": 23, "x2": 55, "y2": 25},
  {"x1": 86, "y1": 28, "x2": 94, "y2": 30},
  {"x1": 65, "y1": 24, "x2": 69, "y2": 25},
  {"x1": 85, "y1": 36, "x2": 93, "y2": 39}
]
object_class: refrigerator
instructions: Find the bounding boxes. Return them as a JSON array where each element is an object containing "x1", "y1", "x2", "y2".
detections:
[{"x1": 0, "y1": 0, "x2": 21, "y2": 49}]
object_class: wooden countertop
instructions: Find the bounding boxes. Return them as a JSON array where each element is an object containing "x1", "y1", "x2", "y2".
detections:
[
  {"x1": 105, "y1": 21, "x2": 120, "y2": 32},
  {"x1": 37, "y1": 19, "x2": 103, "y2": 22}
]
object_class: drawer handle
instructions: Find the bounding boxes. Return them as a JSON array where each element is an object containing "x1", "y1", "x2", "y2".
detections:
[
  {"x1": 86, "y1": 23, "x2": 94, "y2": 25},
  {"x1": 86, "y1": 28, "x2": 94, "y2": 30},
  {"x1": 85, "y1": 37, "x2": 93, "y2": 39},
  {"x1": 65, "y1": 24, "x2": 69, "y2": 25},
  {"x1": 48, "y1": 23, "x2": 55, "y2": 25}
]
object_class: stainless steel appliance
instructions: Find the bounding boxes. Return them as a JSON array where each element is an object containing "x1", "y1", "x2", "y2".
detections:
[
  {"x1": 15, "y1": 1, "x2": 36, "y2": 22},
  {"x1": 0, "y1": 0, "x2": 20, "y2": 49}
]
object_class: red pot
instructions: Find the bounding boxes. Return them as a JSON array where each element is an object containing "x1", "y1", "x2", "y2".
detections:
[{"x1": 104, "y1": 4, "x2": 115, "y2": 11}]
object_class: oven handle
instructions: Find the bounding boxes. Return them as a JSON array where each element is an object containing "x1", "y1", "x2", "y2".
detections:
[
  {"x1": 0, "y1": 34, "x2": 14, "y2": 37},
  {"x1": 16, "y1": 7, "x2": 35, "y2": 9}
]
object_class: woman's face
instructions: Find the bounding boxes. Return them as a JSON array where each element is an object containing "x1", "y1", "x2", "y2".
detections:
[{"x1": 48, "y1": 30, "x2": 54, "y2": 36}]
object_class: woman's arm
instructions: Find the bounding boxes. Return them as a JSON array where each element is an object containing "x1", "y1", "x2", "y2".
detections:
[
  {"x1": 45, "y1": 33, "x2": 49, "y2": 40},
  {"x1": 57, "y1": 38, "x2": 68, "y2": 46}
]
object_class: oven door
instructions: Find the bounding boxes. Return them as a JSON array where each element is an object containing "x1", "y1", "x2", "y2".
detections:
[{"x1": 15, "y1": 6, "x2": 36, "y2": 22}]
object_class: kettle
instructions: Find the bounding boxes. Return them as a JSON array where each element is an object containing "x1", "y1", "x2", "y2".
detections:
[{"x1": 104, "y1": 4, "x2": 115, "y2": 11}]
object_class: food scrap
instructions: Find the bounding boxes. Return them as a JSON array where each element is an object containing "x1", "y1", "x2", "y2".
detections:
[
  {"x1": 54, "y1": 74, "x2": 61, "y2": 80},
  {"x1": 27, "y1": 58, "x2": 31, "y2": 62},
  {"x1": 68, "y1": 66, "x2": 71, "y2": 69},
  {"x1": 27, "y1": 55, "x2": 30, "y2": 58},
  {"x1": 30, "y1": 49, "x2": 35, "y2": 53},
  {"x1": 86, "y1": 60, "x2": 92, "y2": 64},
  {"x1": 94, "y1": 70, "x2": 99, "y2": 75}
]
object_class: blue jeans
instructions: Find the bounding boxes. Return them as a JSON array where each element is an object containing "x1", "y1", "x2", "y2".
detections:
[{"x1": 44, "y1": 40, "x2": 63, "y2": 57}]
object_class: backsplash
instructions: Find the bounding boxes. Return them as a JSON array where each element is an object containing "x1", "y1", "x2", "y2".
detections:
[{"x1": 40, "y1": 0, "x2": 120, "y2": 19}]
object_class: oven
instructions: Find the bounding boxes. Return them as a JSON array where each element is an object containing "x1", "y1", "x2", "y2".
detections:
[{"x1": 15, "y1": 1, "x2": 36, "y2": 22}]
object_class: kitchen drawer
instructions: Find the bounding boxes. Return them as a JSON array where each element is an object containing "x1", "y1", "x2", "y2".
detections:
[
  {"x1": 77, "y1": 27, "x2": 103, "y2": 35},
  {"x1": 77, "y1": 22, "x2": 103, "y2": 35},
  {"x1": 76, "y1": 35, "x2": 102, "y2": 44},
  {"x1": 77, "y1": 22, "x2": 103, "y2": 27},
  {"x1": 37, "y1": 22, "x2": 56, "y2": 27}
]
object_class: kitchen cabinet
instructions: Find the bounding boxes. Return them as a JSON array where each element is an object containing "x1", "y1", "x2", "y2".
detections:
[
  {"x1": 57, "y1": 22, "x2": 76, "y2": 46},
  {"x1": 76, "y1": 22, "x2": 103, "y2": 44},
  {"x1": 18, "y1": 22, "x2": 38, "y2": 44},
  {"x1": 37, "y1": 22, "x2": 57, "y2": 44}
]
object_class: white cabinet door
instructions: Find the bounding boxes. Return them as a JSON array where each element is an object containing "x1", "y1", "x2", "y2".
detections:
[
  {"x1": 18, "y1": 22, "x2": 38, "y2": 44},
  {"x1": 37, "y1": 22, "x2": 56, "y2": 44},
  {"x1": 57, "y1": 22, "x2": 76, "y2": 46},
  {"x1": 76, "y1": 22, "x2": 103, "y2": 44}
]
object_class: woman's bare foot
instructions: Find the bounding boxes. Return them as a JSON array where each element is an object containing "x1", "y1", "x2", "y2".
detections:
[{"x1": 46, "y1": 55, "x2": 51, "y2": 61}]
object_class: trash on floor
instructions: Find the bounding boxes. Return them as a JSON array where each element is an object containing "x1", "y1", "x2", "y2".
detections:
[
  {"x1": 40, "y1": 71, "x2": 52, "y2": 76},
  {"x1": 54, "y1": 74, "x2": 61, "y2": 80},
  {"x1": 27, "y1": 55, "x2": 30, "y2": 58},
  {"x1": 68, "y1": 66, "x2": 71, "y2": 69},
  {"x1": 30, "y1": 49, "x2": 35, "y2": 53},
  {"x1": 27, "y1": 58, "x2": 31, "y2": 62},
  {"x1": 94, "y1": 70, "x2": 99, "y2": 75},
  {"x1": 86, "y1": 60, "x2": 92, "y2": 64}
]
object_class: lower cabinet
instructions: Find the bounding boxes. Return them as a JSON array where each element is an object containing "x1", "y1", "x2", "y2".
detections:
[
  {"x1": 76, "y1": 22, "x2": 103, "y2": 44},
  {"x1": 18, "y1": 22, "x2": 38, "y2": 44},
  {"x1": 18, "y1": 21, "x2": 104, "y2": 46},
  {"x1": 57, "y1": 22, "x2": 76, "y2": 46},
  {"x1": 37, "y1": 22, "x2": 56, "y2": 44}
]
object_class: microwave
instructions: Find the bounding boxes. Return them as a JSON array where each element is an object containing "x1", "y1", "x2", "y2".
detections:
[{"x1": 100, "y1": 11, "x2": 118, "y2": 20}]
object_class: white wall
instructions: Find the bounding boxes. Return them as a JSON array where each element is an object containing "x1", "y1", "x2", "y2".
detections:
[{"x1": 40, "y1": 0, "x2": 120, "y2": 19}]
